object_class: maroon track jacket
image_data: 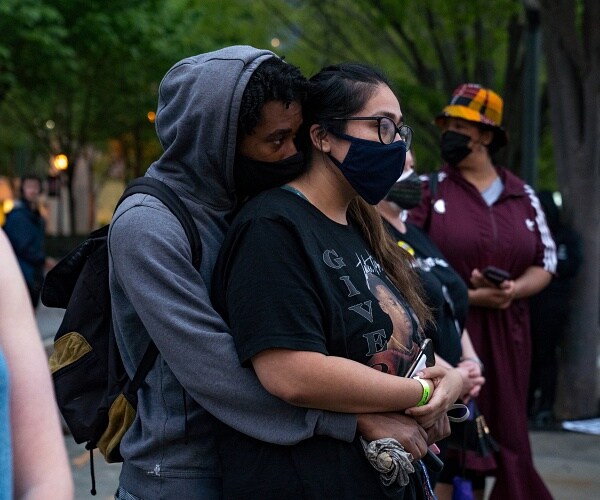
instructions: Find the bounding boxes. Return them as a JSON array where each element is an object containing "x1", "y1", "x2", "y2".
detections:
[{"x1": 409, "y1": 164, "x2": 556, "y2": 500}]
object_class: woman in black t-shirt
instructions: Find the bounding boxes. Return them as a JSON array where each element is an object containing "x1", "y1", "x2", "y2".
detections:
[
  {"x1": 377, "y1": 150, "x2": 484, "y2": 398},
  {"x1": 214, "y1": 63, "x2": 464, "y2": 499}
]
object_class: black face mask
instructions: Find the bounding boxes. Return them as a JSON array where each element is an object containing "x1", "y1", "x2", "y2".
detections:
[
  {"x1": 385, "y1": 171, "x2": 422, "y2": 209},
  {"x1": 440, "y1": 131, "x2": 472, "y2": 166},
  {"x1": 233, "y1": 152, "x2": 306, "y2": 200},
  {"x1": 327, "y1": 131, "x2": 407, "y2": 205}
]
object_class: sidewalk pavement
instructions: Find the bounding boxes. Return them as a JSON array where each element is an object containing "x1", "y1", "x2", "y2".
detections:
[
  {"x1": 529, "y1": 429, "x2": 600, "y2": 500},
  {"x1": 37, "y1": 305, "x2": 600, "y2": 499}
]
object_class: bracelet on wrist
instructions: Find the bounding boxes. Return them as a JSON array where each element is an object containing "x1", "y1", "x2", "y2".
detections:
[
  {"x1": 413, "y1": 376, "x2": 432, "y2": 406},
  {"x1": 460, "y1": 356, "x2": 484, "y2": 372}
]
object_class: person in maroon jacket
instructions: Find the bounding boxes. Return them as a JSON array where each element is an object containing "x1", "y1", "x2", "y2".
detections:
[{"x1": 408, "y1": 84, "x2": 556, "y2": 500}]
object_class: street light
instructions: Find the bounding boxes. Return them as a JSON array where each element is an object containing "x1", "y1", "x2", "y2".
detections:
[
  {"x1": 51, "y1": 154, "x2": 69, "y2": 235},
  {"x1": 53, "y1": 154, "x2": 69, "y2": 171}
]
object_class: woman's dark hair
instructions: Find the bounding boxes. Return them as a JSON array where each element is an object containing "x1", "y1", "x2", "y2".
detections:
[
  {"x1": 303, "y1": 63, "x2": 391, "y2": 142},
  {"x1": 303, "y1": 63, "x2": 432, "y2": 329},
  {"x1": 349, "y1": 197, "x2": 432, "y2": 330},
  {"x1": 238, "y1": 57, "x2": 309, "y2": 139}
]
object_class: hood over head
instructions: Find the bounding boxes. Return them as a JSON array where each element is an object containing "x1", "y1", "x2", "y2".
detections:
[{"x1": 147, "y1": 46, "x2": 276, "y2": 209}]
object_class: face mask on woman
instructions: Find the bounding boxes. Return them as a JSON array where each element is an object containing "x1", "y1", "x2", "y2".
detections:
[
  {"x1": 234, "y1": 152, "x2": 306, "y2": 199},
  {"x1": 440, "y1": 130, "x2": 472, "y2": 166},
  {"x1": 385, "y1": 170, "x2": 422, "y2": 209},
  {"x1": 327, "y1": 132, "x2": 407, "y2": 205}
]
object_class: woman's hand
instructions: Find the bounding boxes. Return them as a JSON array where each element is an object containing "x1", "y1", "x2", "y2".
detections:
[
  {"x1": 469, "y1": 269, "x2": 516, "y2": 308},
  {"x1": 470, "y1": 266, "x2": 552, "y2": 309},
  {"x1": 404, "y1": 367, "x2": 463, "y2": 429},
  {"x1": 456, "y1": 360, "x2": 485, "y2": 402}
]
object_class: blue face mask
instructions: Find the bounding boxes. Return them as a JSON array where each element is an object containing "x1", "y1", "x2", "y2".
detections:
[{"x1": 327, "y1": 131, "x2": 407, "y2": 205}]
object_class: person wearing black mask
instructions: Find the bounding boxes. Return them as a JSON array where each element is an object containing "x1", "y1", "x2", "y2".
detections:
[
  {"x1": 376, "y1": 149, "x2": 485, "y2": 489},
  {"x1": 233, "y1": 57, "x2": 307, "y2": 201},
  {"x1": 408, "y1": 84, "x2": 556, "y2": 500}
]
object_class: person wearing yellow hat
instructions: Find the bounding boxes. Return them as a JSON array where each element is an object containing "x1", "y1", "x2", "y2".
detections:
[
  {"x1": 436, "y1": 83, "x2": 508, "y2": 162},
  {"x1": 408, "y1": 84, "x2": 556, "y2": 500}
]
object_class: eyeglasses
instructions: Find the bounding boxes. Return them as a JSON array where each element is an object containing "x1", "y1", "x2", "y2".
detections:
[{"x1": 331, "y1": 116, "x2": 413, "y2": 148}]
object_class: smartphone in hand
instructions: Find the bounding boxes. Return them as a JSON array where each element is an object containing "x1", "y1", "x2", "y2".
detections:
[
  {"x1": 482, "y1": 266, "x2": 511, "y2": 287},
  {"x1": 406, "y1": 338, "x2": 433, "y2": 377}
]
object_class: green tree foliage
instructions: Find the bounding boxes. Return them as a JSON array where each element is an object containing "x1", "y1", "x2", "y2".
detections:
[
  {"x1": 0, "y1": 0, "x2": 296, "y2": 231},
  {"x1": 0, "y1": 0, "x2": 71, "y2": 102},
  {"x1": 262, "y1": 0, "x2": 530, "y2": 174},
  {"x1": 0, "y1": 0, "x2": 72, "y2": 176},
  {"x1": 1, "y1": 1, "x2": 193, "y2": 170},
  {"x1": 0, "y1": 0, "x2": 201, "y2": 230},
  {"x1": 0, "y1": 0, "x2": 292, "y2": 178}
]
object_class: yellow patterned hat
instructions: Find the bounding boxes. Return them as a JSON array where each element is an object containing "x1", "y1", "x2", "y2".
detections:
[{"x1": 436, "y1": 83, "x2": 508, "y2": 148}]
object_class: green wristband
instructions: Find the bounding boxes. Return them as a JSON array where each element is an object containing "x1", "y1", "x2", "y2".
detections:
[{"x1": 413, "y1": 376, "x2": 431, "y2": 406}]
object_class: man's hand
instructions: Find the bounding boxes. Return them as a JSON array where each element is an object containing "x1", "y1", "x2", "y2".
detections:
[
  {"x1": 425, "y1": 415, "x2": 451, "y2": 444},
  {"x1": 357, "y1": 413, "x2": 428, "y2": 459}
]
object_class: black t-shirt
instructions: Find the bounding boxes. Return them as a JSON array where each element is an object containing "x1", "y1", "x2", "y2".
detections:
[
  {"x1": 384, "y1": 220, "x2": 467, "y2": 366},
  {"x1": 213, "y1": 188, "x2": 428, "y2": 499}
]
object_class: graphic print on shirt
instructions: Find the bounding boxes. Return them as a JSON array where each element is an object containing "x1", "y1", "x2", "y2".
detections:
[
  {"x1": 323, "y1": 246, "x2": 419, "y2": 376},
  {"x1": 394, "y1": 233, "x2": 452, "y2": 274},
  {"x1": 365, "y1": 273, "x2": 418, "y2": 375}
]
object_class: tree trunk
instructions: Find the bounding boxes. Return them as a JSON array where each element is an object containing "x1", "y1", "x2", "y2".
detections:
[{"x1": 540, "y1": 1, "x2": 600, "y2": 419}]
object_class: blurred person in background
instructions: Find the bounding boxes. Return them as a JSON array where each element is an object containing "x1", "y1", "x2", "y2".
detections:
[
  {"x1": 0, "y1": 230, "x2": 73, "y2": 499},
  {"x1": 3, "y1": 174, "x2": 49, "y2": 307},
  {"x1": 528, "y1": 190, "x2": 582, "y2": 428},
  {"x1": 408, "y1": 84, "x2": 556, "y2": 500}
]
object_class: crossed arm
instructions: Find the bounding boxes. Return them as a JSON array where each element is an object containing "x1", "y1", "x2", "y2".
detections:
[{"x1": 253, "y1": 349, "x2": 463, "y2": 444}]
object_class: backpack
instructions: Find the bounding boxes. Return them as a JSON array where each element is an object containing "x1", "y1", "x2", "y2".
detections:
[{"x1": 41, "y1": 177, "x2": 200, "y2": 493}]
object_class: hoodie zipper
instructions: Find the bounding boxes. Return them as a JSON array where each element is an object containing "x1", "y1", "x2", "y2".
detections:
[{"x1": 148, "y1": 464, "x2": 161, "y2": 477}]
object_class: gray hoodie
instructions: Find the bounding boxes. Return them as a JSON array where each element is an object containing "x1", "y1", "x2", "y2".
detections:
[{"x1": 108, "y1": 46, "x2": 356, "y2": 498}]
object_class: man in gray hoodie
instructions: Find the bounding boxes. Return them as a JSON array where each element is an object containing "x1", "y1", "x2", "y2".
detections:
[{"x1": 109, "y1": 46, "x2": 431, "y2": 499}]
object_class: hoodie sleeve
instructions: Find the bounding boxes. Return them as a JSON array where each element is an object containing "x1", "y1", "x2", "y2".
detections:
[{"x1": 109, "y1": 202, "x2": 356, "y2": 445}]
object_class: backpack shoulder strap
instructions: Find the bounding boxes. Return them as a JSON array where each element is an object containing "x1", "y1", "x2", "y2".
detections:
[
  {"x1": 428, "y1": 171, "x2": 438, "y2": 200},
  {"x1": 423, "y1": 171, "x2": 439, "y2": 231},
  {"x1": 117, "y1": 177, "x2": 202, "y2": 394},
  {"x1": 118, "y1": 177, "x2": 201, "y2": 269}
]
